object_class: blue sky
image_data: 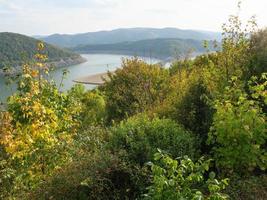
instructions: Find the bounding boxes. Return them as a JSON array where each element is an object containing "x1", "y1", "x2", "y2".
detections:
[{"x1": 0, "y1": 0, "x2": 267, "y2": 35}]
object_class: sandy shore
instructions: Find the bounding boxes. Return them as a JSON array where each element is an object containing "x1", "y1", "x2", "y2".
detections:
[{"x1": 73, "y1": 71, "x2": 113, "y2": 85}]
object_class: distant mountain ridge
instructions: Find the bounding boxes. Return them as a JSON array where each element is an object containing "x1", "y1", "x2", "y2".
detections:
[
  {"x1": 0, "y1": 32, "x2": 85, "y2": 70},
  {"x1": 40, "y1": 27, "x2": 222, "y2": 48},
  {"x1": 72, "y1": 38, "x2": 218, "y2": 60}
]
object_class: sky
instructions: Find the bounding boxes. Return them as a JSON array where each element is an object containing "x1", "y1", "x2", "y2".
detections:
[{"x1": 0, "y1": 0, "x2": 267, "y2": 36}]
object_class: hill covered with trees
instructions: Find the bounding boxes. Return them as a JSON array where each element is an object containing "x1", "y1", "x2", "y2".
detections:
[
  {"x1": 72, "y1": 38, "x2": 217, "y2": 60},
  {"x1": 40, "y1": 27, "x2": 222, "y2": 47},
  {"x1": 0, "y1": 32, "x2": 85, "y2": 70}
]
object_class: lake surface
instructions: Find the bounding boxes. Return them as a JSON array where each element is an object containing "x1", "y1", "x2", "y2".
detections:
[{"x1": 0, "y1": 54, "x2": 160, "y2": 102}]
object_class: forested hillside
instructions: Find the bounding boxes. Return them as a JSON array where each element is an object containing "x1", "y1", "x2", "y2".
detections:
[
  {"x1": 72, "y1": 38, "x2": 217, "y2": 59},
  {"x1": 40, "y1": 27, "x2": 221, "y2": 47},
  {"x1": 0, "y1": 32, "x2": 84, "y2": 69}
]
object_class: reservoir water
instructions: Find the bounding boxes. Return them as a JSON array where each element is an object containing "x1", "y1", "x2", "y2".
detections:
[{"x1": 0, "y1": 54, "x2": 160, "y2": 102}]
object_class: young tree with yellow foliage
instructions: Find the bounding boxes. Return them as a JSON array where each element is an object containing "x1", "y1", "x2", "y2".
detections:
[{"x1": 0, "y1": 43, "x2": 82, "y2": 196}]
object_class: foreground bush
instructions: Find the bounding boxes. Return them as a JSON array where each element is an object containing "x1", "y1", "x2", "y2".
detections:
[
  {"x1": 208, "y1": 77, "x2": 266, "y2": 174},
  {"x1": 110, "y1": 114, "x2": 199, "y2": 165},
  {"x1": 69, "y1": 85, "x2": 107, "y2": 127},
  {"x1": 155, "y1": 67, "x2": 213, "y2": 152},
  {"x1": 31, "y1": 151, "x2": 149, "y2": 200},
  {"x1": 225, "y1": 174, "x2": 267, "y2": 200},
  {"x1": 143, "y1": 150, "x2": 229, "y2": 200},
  {"x1": 101, "y1": 58, "x2": 169, "y2": 122},
  {"x1": 31, "y1": 125, "x2": 148, "y2": 200}
]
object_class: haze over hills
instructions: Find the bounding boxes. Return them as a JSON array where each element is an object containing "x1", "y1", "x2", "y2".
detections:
[
  {"x1": 39, "y1": 27, "x2": 222, "y2": 48},
  {"x1": 72, "y1": 38, "x2": 216, "y2": 60},
  {"x1": 0, "y1": 32, "x2": 85, "y2": 70}
]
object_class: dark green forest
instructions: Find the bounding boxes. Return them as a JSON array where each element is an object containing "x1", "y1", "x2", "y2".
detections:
[
  {"x1": 0, "y1": 10, "x2": 266, "y2": 200},
  {"x1": 72, "y1": 38, "x2": 217, "y2": 59},
  {"x1": 0, "y1": 32, "x2": 82, "y2": 69}
]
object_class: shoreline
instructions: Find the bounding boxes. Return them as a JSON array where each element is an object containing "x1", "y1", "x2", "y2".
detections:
[
  {"x1": 73, "y1": 71, "x2": 112, "y2": 85},
  {"x1": 76, "y1": 50, "x2": 172, "y2": 62},
  {"x1": 0, "y1": 55, "x2": 86, "y2": 76},
  {"x1": 49, "y1": 55, "x2": 87, "y2": 68}
]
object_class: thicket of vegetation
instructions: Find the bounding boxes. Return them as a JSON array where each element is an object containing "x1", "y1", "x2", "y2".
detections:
[{"x1": 0, "y1": 6, "x2": 266, "y2": 200}]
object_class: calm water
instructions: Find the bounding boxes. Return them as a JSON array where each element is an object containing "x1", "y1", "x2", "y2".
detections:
[{"x1": 0, "y1": 54, "x2": 159, "y2": 102}]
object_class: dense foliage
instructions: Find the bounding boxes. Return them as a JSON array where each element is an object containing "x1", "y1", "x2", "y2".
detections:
[
  {"x1": 68, "y1": 85, "x2": 107, "y2": 127},
  {"x1": 0, "y1": 43, "x2": 82, "y2": 198},
  {"x1": 154, "y1": 66, "x2": 214, "y2": 152},
  {"x1": 208, "y1": 76, "x2": 266, "y2": 174},
  {"x1": 101, "y1": 58, "x2": 169, "y2": 122},
  {"x1": 0, "y1": 6, "x2": 266, "y2": 200},
  {"x1": 249, "y1": 29, "x2": 267, "y2": 77},
  {"x1": 110, "y1": 114, "x2": 198, "y2": 165},
  {"x1": 144, "y1": 150, "x2": 229, "y2": 200}
]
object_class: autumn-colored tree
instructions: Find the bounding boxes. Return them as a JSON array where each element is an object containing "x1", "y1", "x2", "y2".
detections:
[{"x1": 0, "y1": 43, "x2": 81, "y2": 195}]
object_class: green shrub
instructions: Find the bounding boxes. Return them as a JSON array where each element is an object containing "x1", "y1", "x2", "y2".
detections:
[
  {"x1": 31, "y1": 125, "x2": 148, "y2": 200},
  {"x1": 0, "y1": 152, "x2": 16, "y2": 199},
  {"x1": 169, "y1": 59, "x2": 194, "y2": 75},
  {"x1": 68, "y1": 85, "x2": 107, "y2": 127},
  {"x1": 31, "y1": 151, "x2": 149, "y2": 200},
  {"x1": 208, "y1": 77, "x2": 266, "y2": 174},
  {"x1": 249, "y1": 28, "x2": 267, "y2": 78},
  {"x1": 143, "y1": 150, "x2": 229, "y2": 200},
  {"x1": 110, "y1": 114, "x2": 199, "y2": 165},
  {"x1": 154, "y1": 67, "x2": 214, "y2": 152},
  {"x1": 100, "y1": 57, "x2": 169, "y2": 122},
  {"x1": 225, "y1": 174, "x2": 267, "y2": 200}
]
